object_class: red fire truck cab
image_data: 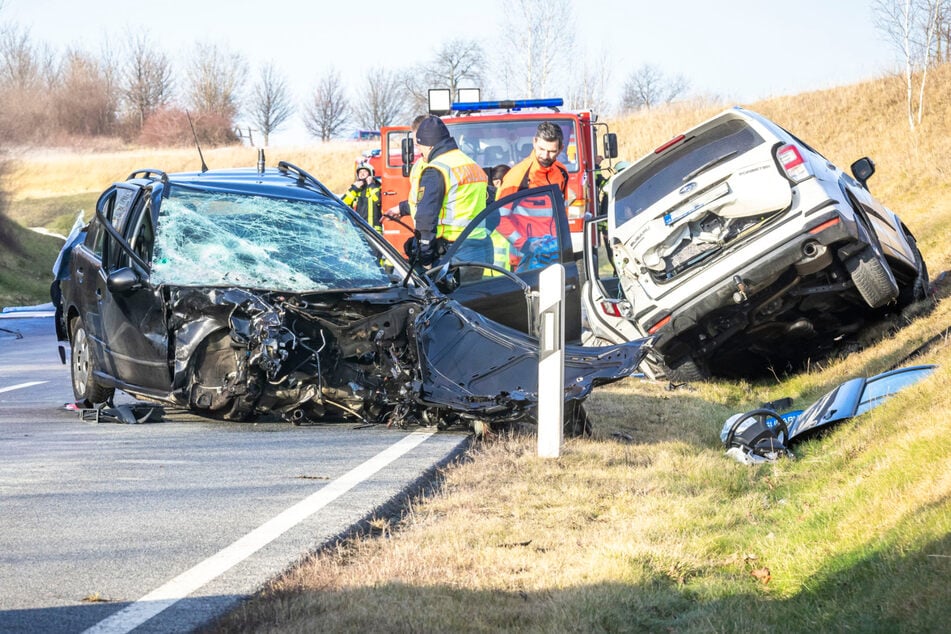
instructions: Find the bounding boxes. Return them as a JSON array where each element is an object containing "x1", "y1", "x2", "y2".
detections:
[{"x1": 369, "y1": 93, "x2": 617, "y2": 252}]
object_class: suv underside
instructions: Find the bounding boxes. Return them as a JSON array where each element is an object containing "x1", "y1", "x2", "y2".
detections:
[{"x1": 657, "y1": 251, "x2": 903, "y2": 379}]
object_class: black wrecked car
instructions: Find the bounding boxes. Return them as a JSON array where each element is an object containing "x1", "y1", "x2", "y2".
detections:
[{"x1": 52, "y1": 161, "x2": 647, "y2": 434}]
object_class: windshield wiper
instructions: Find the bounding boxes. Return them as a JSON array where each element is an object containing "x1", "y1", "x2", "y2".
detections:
[{"x1": 682, "y1": 151, "x2": 738, "y2": 183}]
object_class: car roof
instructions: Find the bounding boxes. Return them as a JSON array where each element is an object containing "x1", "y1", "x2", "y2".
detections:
[{"x1": 138, "y1": 165, "x2": 341, "y2": 203}]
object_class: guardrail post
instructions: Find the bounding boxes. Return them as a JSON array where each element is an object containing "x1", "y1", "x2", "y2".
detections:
[{"x1": 537, "y1": 263, "x2": 565, "y2": 458}]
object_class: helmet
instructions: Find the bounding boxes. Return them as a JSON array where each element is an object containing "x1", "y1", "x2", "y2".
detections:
[{"x1": 355, "y1": 162, "x2": 374, "y2": 178}]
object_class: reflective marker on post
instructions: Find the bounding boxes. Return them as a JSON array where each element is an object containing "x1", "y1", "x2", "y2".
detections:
[{"x1": 537, "y1": 263, "x2": 565, "y2": 458}]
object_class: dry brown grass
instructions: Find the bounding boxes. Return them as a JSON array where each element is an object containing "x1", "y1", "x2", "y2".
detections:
[{"x1": 6, "y1": 141, "x2": 379, "y2": 204}]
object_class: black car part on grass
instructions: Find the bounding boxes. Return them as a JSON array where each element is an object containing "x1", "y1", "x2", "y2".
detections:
[{"x1": 720, "y1": 364, "x2": 937, "y2": 464}]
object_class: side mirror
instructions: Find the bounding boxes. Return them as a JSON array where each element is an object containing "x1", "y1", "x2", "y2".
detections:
[
  {"x1": 850, "y1": 157, "x2": 875, "y2": 190},
  {"x1": 401, "y1": 137, "x2": 415, "y2": 178},
  {"x1": 602, "y1": 133, "x2": 618, "y2": 160},
  {"x1": 106, "y1": 267, "x2": 142, "y2": 294}
]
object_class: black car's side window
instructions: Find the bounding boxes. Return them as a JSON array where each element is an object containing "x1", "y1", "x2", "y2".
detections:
[
  {"x1": 99, "y1": 185, "x2": 140, "y2": 272},
  {"x1": 127, "y1": 199, "x2": 155, "y2": 269}
]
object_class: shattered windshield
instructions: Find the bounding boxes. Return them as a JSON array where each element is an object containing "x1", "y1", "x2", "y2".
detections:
[{"x1": 151, "y1": 188, "x2": 392, "y2": 291}]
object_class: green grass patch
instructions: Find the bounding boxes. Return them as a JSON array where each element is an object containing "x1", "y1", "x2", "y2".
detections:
[
  {"x1": 6, "y1": 192, "x2": 96, "y2": 235},
  {"x1": 0, "y1": 214, "x2": 62, "y2": 308}
]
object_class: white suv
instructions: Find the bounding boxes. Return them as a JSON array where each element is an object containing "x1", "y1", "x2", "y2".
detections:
[{"x1": 584, "y1": 107, "x2": 929, "y2": 380}]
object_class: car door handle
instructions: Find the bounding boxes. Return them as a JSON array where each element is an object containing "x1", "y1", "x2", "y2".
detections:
[
  {"x1": 76, "y1": 268, "x2": 84, "y2": 283},
  {"x1": 383, "y1": 190, "x2": 398, "y2": 196},
  {"x1": 565, "y1": 284, "x2": 577, "y2": 292}
]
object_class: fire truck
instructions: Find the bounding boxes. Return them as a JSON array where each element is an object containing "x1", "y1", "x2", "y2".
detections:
[{"x1": 368, "y1": 90, "x2": 617, "y2": 252}]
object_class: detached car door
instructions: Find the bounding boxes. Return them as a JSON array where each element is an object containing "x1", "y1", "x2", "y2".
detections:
[
  {"x1": 95, "y1": 184, "x2": 171, "y2": 393},
  {"x1": 435, "y1": 185, "x2": 582, "y2": 341}
]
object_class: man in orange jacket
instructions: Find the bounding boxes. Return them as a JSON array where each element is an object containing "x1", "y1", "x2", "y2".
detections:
[
  {"x1": 495, "y1": 121, "x2": 569, "y2": 201},
  {"x1": 494, "y1": 122, "x2": 568, "y2": 267}
]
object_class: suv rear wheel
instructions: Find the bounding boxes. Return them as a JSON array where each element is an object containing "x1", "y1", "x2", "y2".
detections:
[
  {"x1": 665, "y1": 355, "x2": 709, "y2": 382},
  {"x1": 845, "y1": 245, "x2": 899, "y2": 308}
]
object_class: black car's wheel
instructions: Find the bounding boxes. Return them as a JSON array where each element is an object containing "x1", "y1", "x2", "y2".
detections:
[
  {"x1": 845, "y1": 245, "x2": 899, "y2": 308},
  {"x1": 70, "y1": 317, "x2": 114, "y2": 406},
  {"x1": 897, "y1": 229, "x2": 930, "y2": 306},
  {"x1": 563, "y1": 401, "x2": 592, "y2": 438}
]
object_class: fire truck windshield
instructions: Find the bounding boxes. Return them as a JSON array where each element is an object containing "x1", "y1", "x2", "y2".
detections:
[{"x1": 445, "y1": 119, "x2": 578, "y2": 172}]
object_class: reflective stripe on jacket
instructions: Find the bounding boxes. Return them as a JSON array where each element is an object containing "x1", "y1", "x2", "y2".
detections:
[
  {"x1": 343, "y1": 181, "x2": 382, "y2": 230},
  {"x1": 426, "y1": 149, "x2": 488, "y2": 241},
  {"x1": 497, "y1": 155, "x2": 569, "y2": 201},
  {"x1": 406, "y1": 159, "x2": 426, "y2": 218}
]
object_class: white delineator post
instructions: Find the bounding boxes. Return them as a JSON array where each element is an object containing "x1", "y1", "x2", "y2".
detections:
[{"x1": 537, "y1": 263, "x2": 565, "y2": 458}]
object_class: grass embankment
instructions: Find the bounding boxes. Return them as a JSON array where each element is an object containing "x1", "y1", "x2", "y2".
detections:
[
  {"x1": 207, "y1": 70, "x2": 951, "y2": 632},
  {"x1": 3, "y1": 66, "x2": 950, "y2": 631},
  {"x1": 0, "y1": 215, "x2": 62, "y2": 308}
]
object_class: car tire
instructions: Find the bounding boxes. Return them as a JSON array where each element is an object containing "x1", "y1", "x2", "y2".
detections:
[
  {"x1": 845, "y1": 245, "x2": 899, "y2": 308},
  {"x1": 563, "y1": 401, "x2": 593, "y2": 438},
  {"x1": 897, "y1": 230, "x2": 929, "y2": 306},
  {"x1": 665, "y1": 355, "x2": 708, "y2": 382},
  {"x1": 70, "y1": 317, "x2": 114, "y2": 406}
]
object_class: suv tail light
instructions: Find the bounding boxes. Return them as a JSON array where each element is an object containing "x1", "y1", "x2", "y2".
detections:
[{"x1": 776, "y1": 144, "x2": 812, "y2": 183}]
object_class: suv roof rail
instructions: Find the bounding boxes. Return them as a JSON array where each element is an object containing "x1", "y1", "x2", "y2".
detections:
[
  {"x1": 127, "y1": 169, "x2": 169, "y2": 185},
  {"x1": 277, "y1": 161, "x2": 334, "y2": 197}
]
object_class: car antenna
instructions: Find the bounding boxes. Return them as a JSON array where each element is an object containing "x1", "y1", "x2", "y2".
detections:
[{"x1": 186, "y1": 111, "x2": 209, "y2": 173}]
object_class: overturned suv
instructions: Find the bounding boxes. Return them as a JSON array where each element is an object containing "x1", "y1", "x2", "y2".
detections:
[
  {"x1": 584, "y1": 107, "x2": 929, "y2": 380},
  {"x1": 53, "y1": 162, "x2": 647, "y2": 433}
]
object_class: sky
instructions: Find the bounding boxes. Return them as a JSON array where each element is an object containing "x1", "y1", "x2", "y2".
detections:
[{"x1": 4, "y1": 0, "x2": 900, "y2": 145}]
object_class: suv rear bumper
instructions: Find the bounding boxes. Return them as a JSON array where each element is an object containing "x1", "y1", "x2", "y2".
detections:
[{"x1": 636, "y1": 203, "x2": 859, "y2": 347}]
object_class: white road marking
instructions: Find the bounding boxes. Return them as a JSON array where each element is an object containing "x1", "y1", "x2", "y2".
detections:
[
  {"x1": 83, "y1": 429, "x2": 436, "y2": 634},
  {"x1": 0, "y1": 381, "x2": 47, "y2": 394}
]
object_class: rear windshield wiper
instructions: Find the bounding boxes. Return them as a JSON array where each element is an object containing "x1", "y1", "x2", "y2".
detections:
[{"x1": 682, "y1": 151, "x2": 738, "y2": 183}]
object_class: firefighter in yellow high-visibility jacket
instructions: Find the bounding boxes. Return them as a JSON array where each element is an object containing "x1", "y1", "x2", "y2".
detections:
[{"x1": 342, "y1": 163, "x2": 382, "y2": 232}]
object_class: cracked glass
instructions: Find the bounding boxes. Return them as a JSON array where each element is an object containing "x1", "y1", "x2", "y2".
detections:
[{"x1": 151, "y1": 188, "x2": 392, "y2": 291}]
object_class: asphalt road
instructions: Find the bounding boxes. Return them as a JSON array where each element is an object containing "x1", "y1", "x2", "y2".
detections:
[{"x1": 0, "y1": 311, "x2": 470, "y2": 633}]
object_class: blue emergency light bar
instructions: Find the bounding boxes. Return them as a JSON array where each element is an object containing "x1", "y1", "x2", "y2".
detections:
[{"x1": 451, "y1": 98, "x2": 564, "y2": 112}]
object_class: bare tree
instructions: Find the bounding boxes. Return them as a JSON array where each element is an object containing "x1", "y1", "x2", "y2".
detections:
[
  {"x1": 52, "y1": 48, "x2": 117, "y2": 136},
  {"x1": 185, "y1": 43, "x2": 245, "y2": 118},
  {"x1": 566, "y1": 48, "x2": 612, "y2": 114},
  {"x1": 620, "y1": 64, "x2": 689, "y2": 112},
  {"x1": 418, "y1": 38, "x2": 486, "y2": 102},
  {"x1": 937, "y1": 2, "x2": 951, "y2": 61},
  {"x1": 355, "y1": 67, "x2": 407, "y2": 129},
  {"x1": 874, "y1": 0, "x2": 948, "y2": 129},
  {"x1": 0, "y1": 23, "x2": 54, "y2": 90},
  {"x1": 248, "y1": 62, "x2": 294, "y2": 146},
  {"x1": 303, "y1": 67, "x2": 350, "y2": 142},
  {"x1": 0, "y1": 24, "x2": 55, "y2": 141},
  {"x1": 496, "y1": 0, "x2": 575, "y2": 97},
  {"x1": 120, "y1": 32, "x2": 174, "y2": 131}
]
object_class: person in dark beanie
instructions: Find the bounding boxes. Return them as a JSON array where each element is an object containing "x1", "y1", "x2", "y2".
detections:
[{"x1": 410, "y1": 115, "x2": 490, "y2": 269}]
